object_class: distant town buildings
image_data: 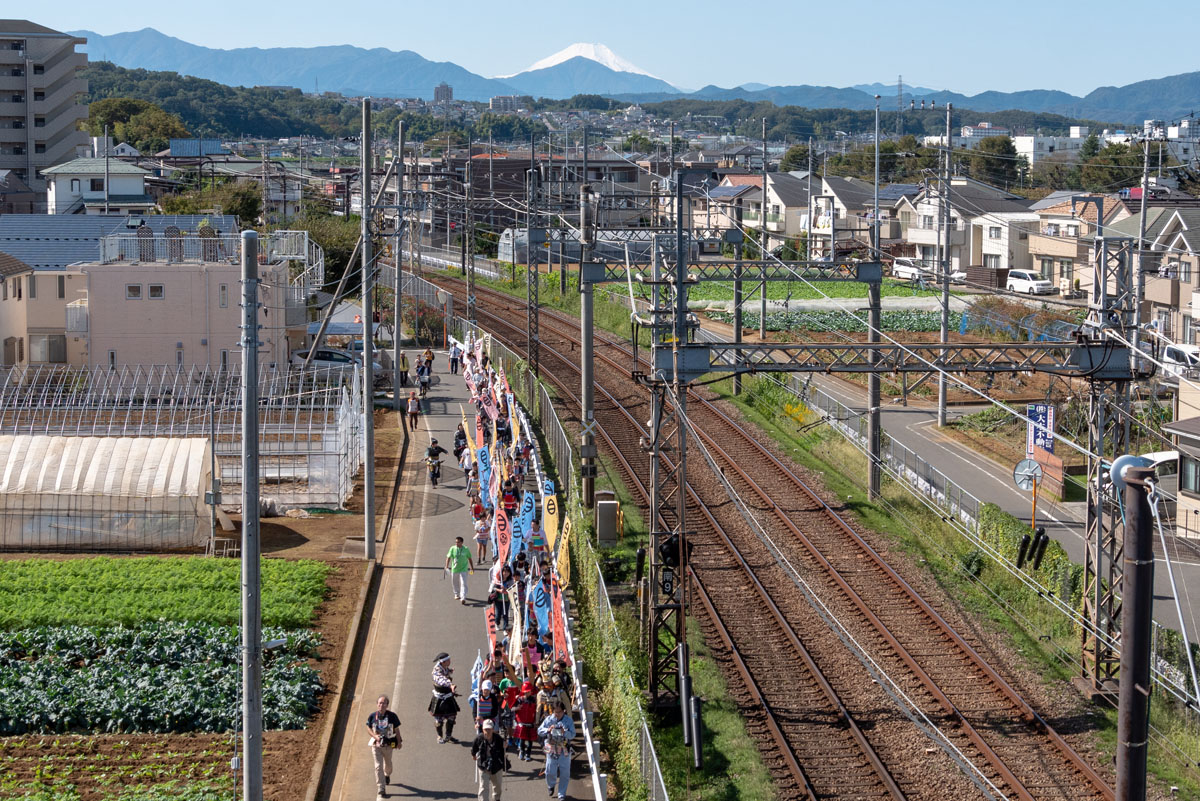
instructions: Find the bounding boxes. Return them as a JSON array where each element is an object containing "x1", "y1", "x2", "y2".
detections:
[
  {"x1": 0, "y1": 21, "x2": 89, "y2": 191},
  {"x1": 434, "y1": 82, "x2": 453, "y2": 104},
  {"x1": 489, "y1": 95, "x2": 530, "y2": 112},
  {"x1": 960, "y1": 122, "x2": 1011, "y2": 140}
]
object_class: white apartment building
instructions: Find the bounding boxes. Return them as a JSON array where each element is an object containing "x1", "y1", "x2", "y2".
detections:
[{"x1": 41, "y1": 157, "x2": 154, "y2": 215}]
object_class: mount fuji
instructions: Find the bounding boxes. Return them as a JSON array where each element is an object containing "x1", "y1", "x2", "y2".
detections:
[
  {"x1": 499, "y1": 43, "x2": 680, "y2": 97},
  {"x1": 500, "y1": 43, "x2": 660, "y2": 81}
]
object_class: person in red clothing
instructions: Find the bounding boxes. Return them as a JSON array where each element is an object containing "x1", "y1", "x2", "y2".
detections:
[{"x1": 511, "y1": 680, "x2": 539, "y2": 761}]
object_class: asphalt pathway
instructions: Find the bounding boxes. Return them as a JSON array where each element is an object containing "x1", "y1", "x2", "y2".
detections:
[{"x1": 325, "y1": 355, "x2": 593, "y2": 801}]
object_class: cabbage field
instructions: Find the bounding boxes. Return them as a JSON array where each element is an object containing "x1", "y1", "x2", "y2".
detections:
[{"x1": 0, "y1": 555, "x2": 334, "y2": 800}]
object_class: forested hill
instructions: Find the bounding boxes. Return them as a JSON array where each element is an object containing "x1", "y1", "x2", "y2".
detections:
[{"x1": 81, "y1": 62, "x2": 547, "y2": 142}]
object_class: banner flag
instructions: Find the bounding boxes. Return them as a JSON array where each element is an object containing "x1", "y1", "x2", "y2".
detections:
[{"x1": 496, "y1": 506, "x2": 512, "y2": 566}]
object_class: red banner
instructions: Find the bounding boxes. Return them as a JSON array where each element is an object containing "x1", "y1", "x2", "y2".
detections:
[
  {"x1": 480, "y1": 391, "x2": 498, "y2": 422},
  {"x1": 551, "y1": 576, "x2": 569, "y2": 666},
  {"x1": 495, "y1": 506, "x2": 512, "y2": 566},
  {"x1": 475, "y1": 415, "x2": 485, "y2": 451},
  {"x1": 485, "y1": 605, "x2": 497, "y2": 654},
  {"x1": 464, "y1": 371, "x2": 477, "y2": 399}
]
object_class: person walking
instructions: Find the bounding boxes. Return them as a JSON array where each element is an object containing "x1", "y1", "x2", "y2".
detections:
[
  {"x1": 428, "y1": 652, "x2": 460, "y2": 743},
  {"x1": 538, "y1": 701, "x2": 576, "y2": 800},
  {"x1": 422, "y1": 347, "x2": 435, "y2": 373},
  {"x1": 406, "y1": 391, "x2": 420, "y2": 429},
  {"x1": 470, "y1": 718, "x2": 507, "y2": 801},
  {"x1": 449, "y1": 341, "x2": 462, "y2": 375},
  {"x1": 445, "y1": 536, "x2": 475, "y2": 603},
  {"x1": 366, "y1": 695, "x2": 402, "y2": 798},
  {"x1": 471, "y1": 679, "x2": 500, "y2": 735},
  {"x1": 397, "y1": 351, "x2": 410, "y2": 387},
  {"x1": 511, "y1": 681, "x2": 538, "y2": 761}
]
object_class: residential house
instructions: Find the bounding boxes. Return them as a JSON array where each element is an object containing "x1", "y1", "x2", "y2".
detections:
[
  {"x1": 0, "y1": 214, "x2": 238, "y2": 269},
  {"x1": 0, "y1": 250, "x2": 81, "y2": 366},
  {"x1": 721, "y1": 172, "x2": 813, "y2": 252},
  {"x1": 897, "y1": 178, "x2": 1033, "y2": 273},
  {"x1": 1027, "y1": 194, "x2": 1132, "y2": 293},
  {"x1": 1108, "y1": 208, "x2": 1200, "y2": 344},
  {"x1": 0, "y1": 228, "x2": 307, "y2": 370},
  {"x1": 0, "y1": 168, "x2": 37, "y2": 212},
  {"x1": 40, "y1": 157, "x2": 154, "y2": 215},
  {"x1": 1163, "y1": 379, "x2": 1200, "y2": 542},
  {"x1": 0, "y1": 21, "x2": 89, "y2": 191},
  {"x1": 811, "y1": 176, "x2": 887, "y2": 259}
]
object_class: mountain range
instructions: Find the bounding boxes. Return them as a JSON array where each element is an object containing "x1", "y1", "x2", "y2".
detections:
[{"x1": 76, "y1": 28, "x2": 1200, "y2": 122}]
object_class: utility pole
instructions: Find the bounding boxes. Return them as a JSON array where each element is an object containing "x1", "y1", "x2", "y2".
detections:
[
  {"x1": 580, "y1": 179, "x2": 596, "y2": 508},
  {"x1": 1133, "y1": 128, "x2": 1153, "y2": 401},
  {"x1": 527, "y1": 166, "x2": 540, "y2": 379},
  {"x1": 361, "y1": 99, "x2": 376, "y2": 561},
  {"x1": 1116, "y1": 466, "x2": 1154, "y2": 801},
  {"x1": 103, "y1": 124, "x2": 110, "y2": 215},
  {"x1": 868, "y1": 98, "x2": 882, "y2": 500},
  {"x1": 760, "y1": 117, "x2": 768, "y2": 338},
  {"x1": 393, "y1": 121, "x2": 406, "y2": 406},
  {"x1": 239, "y1": 230, "x2": 263, "y2": 801},
  {"x1": 938, "y1": 103, "x2": 953, "y2": 427}
]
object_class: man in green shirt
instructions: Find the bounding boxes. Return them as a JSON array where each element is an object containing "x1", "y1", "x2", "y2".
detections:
[{"x1": 445, "y1": 535, "x2": 475, "y2": 604}]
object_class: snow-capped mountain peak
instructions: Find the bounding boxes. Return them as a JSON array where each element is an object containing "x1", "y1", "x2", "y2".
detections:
[{"x1": 498, "y1": 43, "x2": 659, "y2": 80}]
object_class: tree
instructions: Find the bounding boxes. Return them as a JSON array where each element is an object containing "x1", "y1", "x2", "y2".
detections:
[
  {"x1": 1079, "y1": 142, "x2": 1144, "y2": 192},
  {"x1": 968, "y1": 136, "x2": 1019, "y2": 188},
  {"x1": 161, "y1": 178, "x2": 262, "y2": 225},
  {"x1": 779, "y1": 143, "x2": 810, "y2": 172},
  {"x1": 1078, "y1": 132, "x2": 1101, "y2": 162},
  {"x1": 118, "y1": 106, "x2": 191, "y2": 153},
  {"x1": 621, "y1": 133, "x2": 654, "y2": 152}
]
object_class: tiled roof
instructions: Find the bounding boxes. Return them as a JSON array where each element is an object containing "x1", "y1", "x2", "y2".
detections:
[
  {"x1": 721, "y1": 175, "x2": 763, "y2": 187},
  {"x1": 0, "y1": 251, "x2": 31, "y2": 278},
  {"x1": 1034, "y1": 195, "x2": 1127, "y2": 225},
  {"x1": 0, "y1": 215, "x2": 238, "y2": 269},
  {"x1": 40, "y1": 159, "x2": 150, "y2": 176}
]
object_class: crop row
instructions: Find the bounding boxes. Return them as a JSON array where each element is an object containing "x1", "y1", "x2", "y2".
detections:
[
  {"x1": 0, "y1": 623, "x2": 322, "y2": 735},
  {"x1": 0, "y1": 557, "x2": 330, "y2": 630},
  {"x1": 709, "y1": 309, "x2": 964, "y2": 333}
]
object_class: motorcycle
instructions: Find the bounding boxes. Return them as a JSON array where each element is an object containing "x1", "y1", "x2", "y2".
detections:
[{"x1": 426, "y1": 456, "x2": 443, "y2": 487}]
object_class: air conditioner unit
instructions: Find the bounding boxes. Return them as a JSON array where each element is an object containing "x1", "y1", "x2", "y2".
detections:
[
  {"x1": 1059, "y1": 277, "x2": 1073, "y2": 295},
  {"x1": 1192, "y1": 291, "x2": 1200, "y2": 319}
]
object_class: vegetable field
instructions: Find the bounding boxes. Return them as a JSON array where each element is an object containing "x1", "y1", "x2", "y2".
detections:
[
  {"x1": 709, "y1": 309, "x2": 964, "y2": 333},
  {"x1": 0, "y1": 555, "x2": 348, "y2": 801}
]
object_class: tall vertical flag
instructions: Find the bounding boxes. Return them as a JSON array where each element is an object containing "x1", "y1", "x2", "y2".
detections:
[
  {"x1": 543, "y1": 479, "x2": 560, "y2": 551},
  {"x1": 495, "y1": 506, "x2": 512, "y2": 566}
]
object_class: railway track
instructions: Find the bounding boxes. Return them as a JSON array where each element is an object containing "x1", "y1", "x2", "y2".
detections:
[{"x1": 437, "y1": 275, "x2": 1113, "y2": 801}]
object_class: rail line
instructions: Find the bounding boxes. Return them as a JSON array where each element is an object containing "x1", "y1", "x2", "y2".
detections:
[{"x1": 438, "y1": 275, "x2": 1113, "y2": 801}]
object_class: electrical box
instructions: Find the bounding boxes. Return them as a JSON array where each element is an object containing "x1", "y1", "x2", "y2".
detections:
[{"x1": 596, "y1": 500, "x2": 620, "y2": 545}]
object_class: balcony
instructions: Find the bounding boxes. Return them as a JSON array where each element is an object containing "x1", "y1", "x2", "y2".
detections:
[
  {"x1": 1029, "y1": 232, "x2": 1086, "y2": 260},
  {"x1": 907, "y1": 222, "x2": 964, "y2": 247},
  {"x1": 1145, "y1": 275, "x2": 1180, "y2": 307}
]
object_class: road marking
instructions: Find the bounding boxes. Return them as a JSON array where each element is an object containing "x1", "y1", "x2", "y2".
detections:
[{"x1": 393, "y1": 490, "x2": 430, "y2": 706}]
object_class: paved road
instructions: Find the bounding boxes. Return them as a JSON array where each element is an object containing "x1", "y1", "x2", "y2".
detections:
[
  {"x1": 814, "y1": 374, "x2": 1200, "y2": 640},
  {"x1": 325, "y1": 356, "x2": 593, "y2": 801}
]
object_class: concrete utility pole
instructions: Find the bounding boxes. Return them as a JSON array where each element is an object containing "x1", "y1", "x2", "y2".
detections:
[
  {"x1": 938, "y1": 103, "x2": 953, "y2": 427},
  {"x1": 868, "y1": 98, "x2": 882, "y2": 500},
  {"x1": 103, "y1": 124, "x2": 110, "y2": 215},
  {"x1": 361, "y1": 99, "x2": 376, "y2": 561},
  {"x1": 1116, "y1": 466, "x2": 1154, "y2": 801},
  {"x1": 393, "y1": 121, "x2": 406, "y2": 406},
  {"x1": 580, "y1": 180, "x2": 596, "y2": 508},
  {"x1": 760, "y1": 117, "x2": 768, "y2": 339},
  {"x1": 1133, "y1": 130, "x2": 1153, "y2": 395},
  {"x1": 239, "y1": 230, "x2": 263, "y2": 801}
]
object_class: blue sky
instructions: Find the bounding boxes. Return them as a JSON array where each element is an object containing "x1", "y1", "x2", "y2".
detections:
[{"x1": 40, "y1": 0, "x2": 1196, "y2": 96}]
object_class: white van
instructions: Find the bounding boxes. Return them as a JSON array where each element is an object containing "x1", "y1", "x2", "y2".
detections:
[{"x1": 1160, "y1": 343, "x2": 1200, "y2": 379}]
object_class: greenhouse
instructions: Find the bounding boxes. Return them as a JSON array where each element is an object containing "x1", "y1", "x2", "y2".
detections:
[
  {"x1": 0, "y1": 435, "x2": 212, "y2": 550},
  {"x1": 0, "y1": 364, "x2": 364, "y2": 513}
]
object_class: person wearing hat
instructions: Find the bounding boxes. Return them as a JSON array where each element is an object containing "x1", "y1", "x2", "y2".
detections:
[
  {"x1": 537, "y1": 700, "x2": 576, "y2": 800},
  {"x1": 511, "y1": 680, "x2": 539, "y2": 761},
  {"x1": 397, "y1": 351, "x2": 409, "y2": 387},
  {"x1": 365, "y1": 695, "x2": 401, "y2": 798},
  {"x1": 428, "y1": 652, "x2": 460, "y2": 743},
  {"x1": 471, "y1": 678, "x2": 500, "y2": 735},
  {"x1": 470, "y1": 717, "x2": 507, "y2": 801}
]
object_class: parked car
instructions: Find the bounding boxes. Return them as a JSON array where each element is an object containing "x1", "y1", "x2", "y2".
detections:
[
  {"x1": 290, "y1": 348, "x2": 387, "y2": 386},
  {"x1": 1160, "y1": 343, "x2": 1200, "y2": 379},
  {"x1": 891, "y1": 258, "x2": 966, "y2": 284},
  {"x1": 1006, "y1": 269, "x2": 1054, "y2": 295}
]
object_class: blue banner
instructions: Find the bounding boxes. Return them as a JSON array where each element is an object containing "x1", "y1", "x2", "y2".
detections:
[
  {"x1": 478, "y1": 448, "x2": 493, "y2": 509},
  {"x1": 531, "y1": 577, "x2": 552, "y2": 636}
]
